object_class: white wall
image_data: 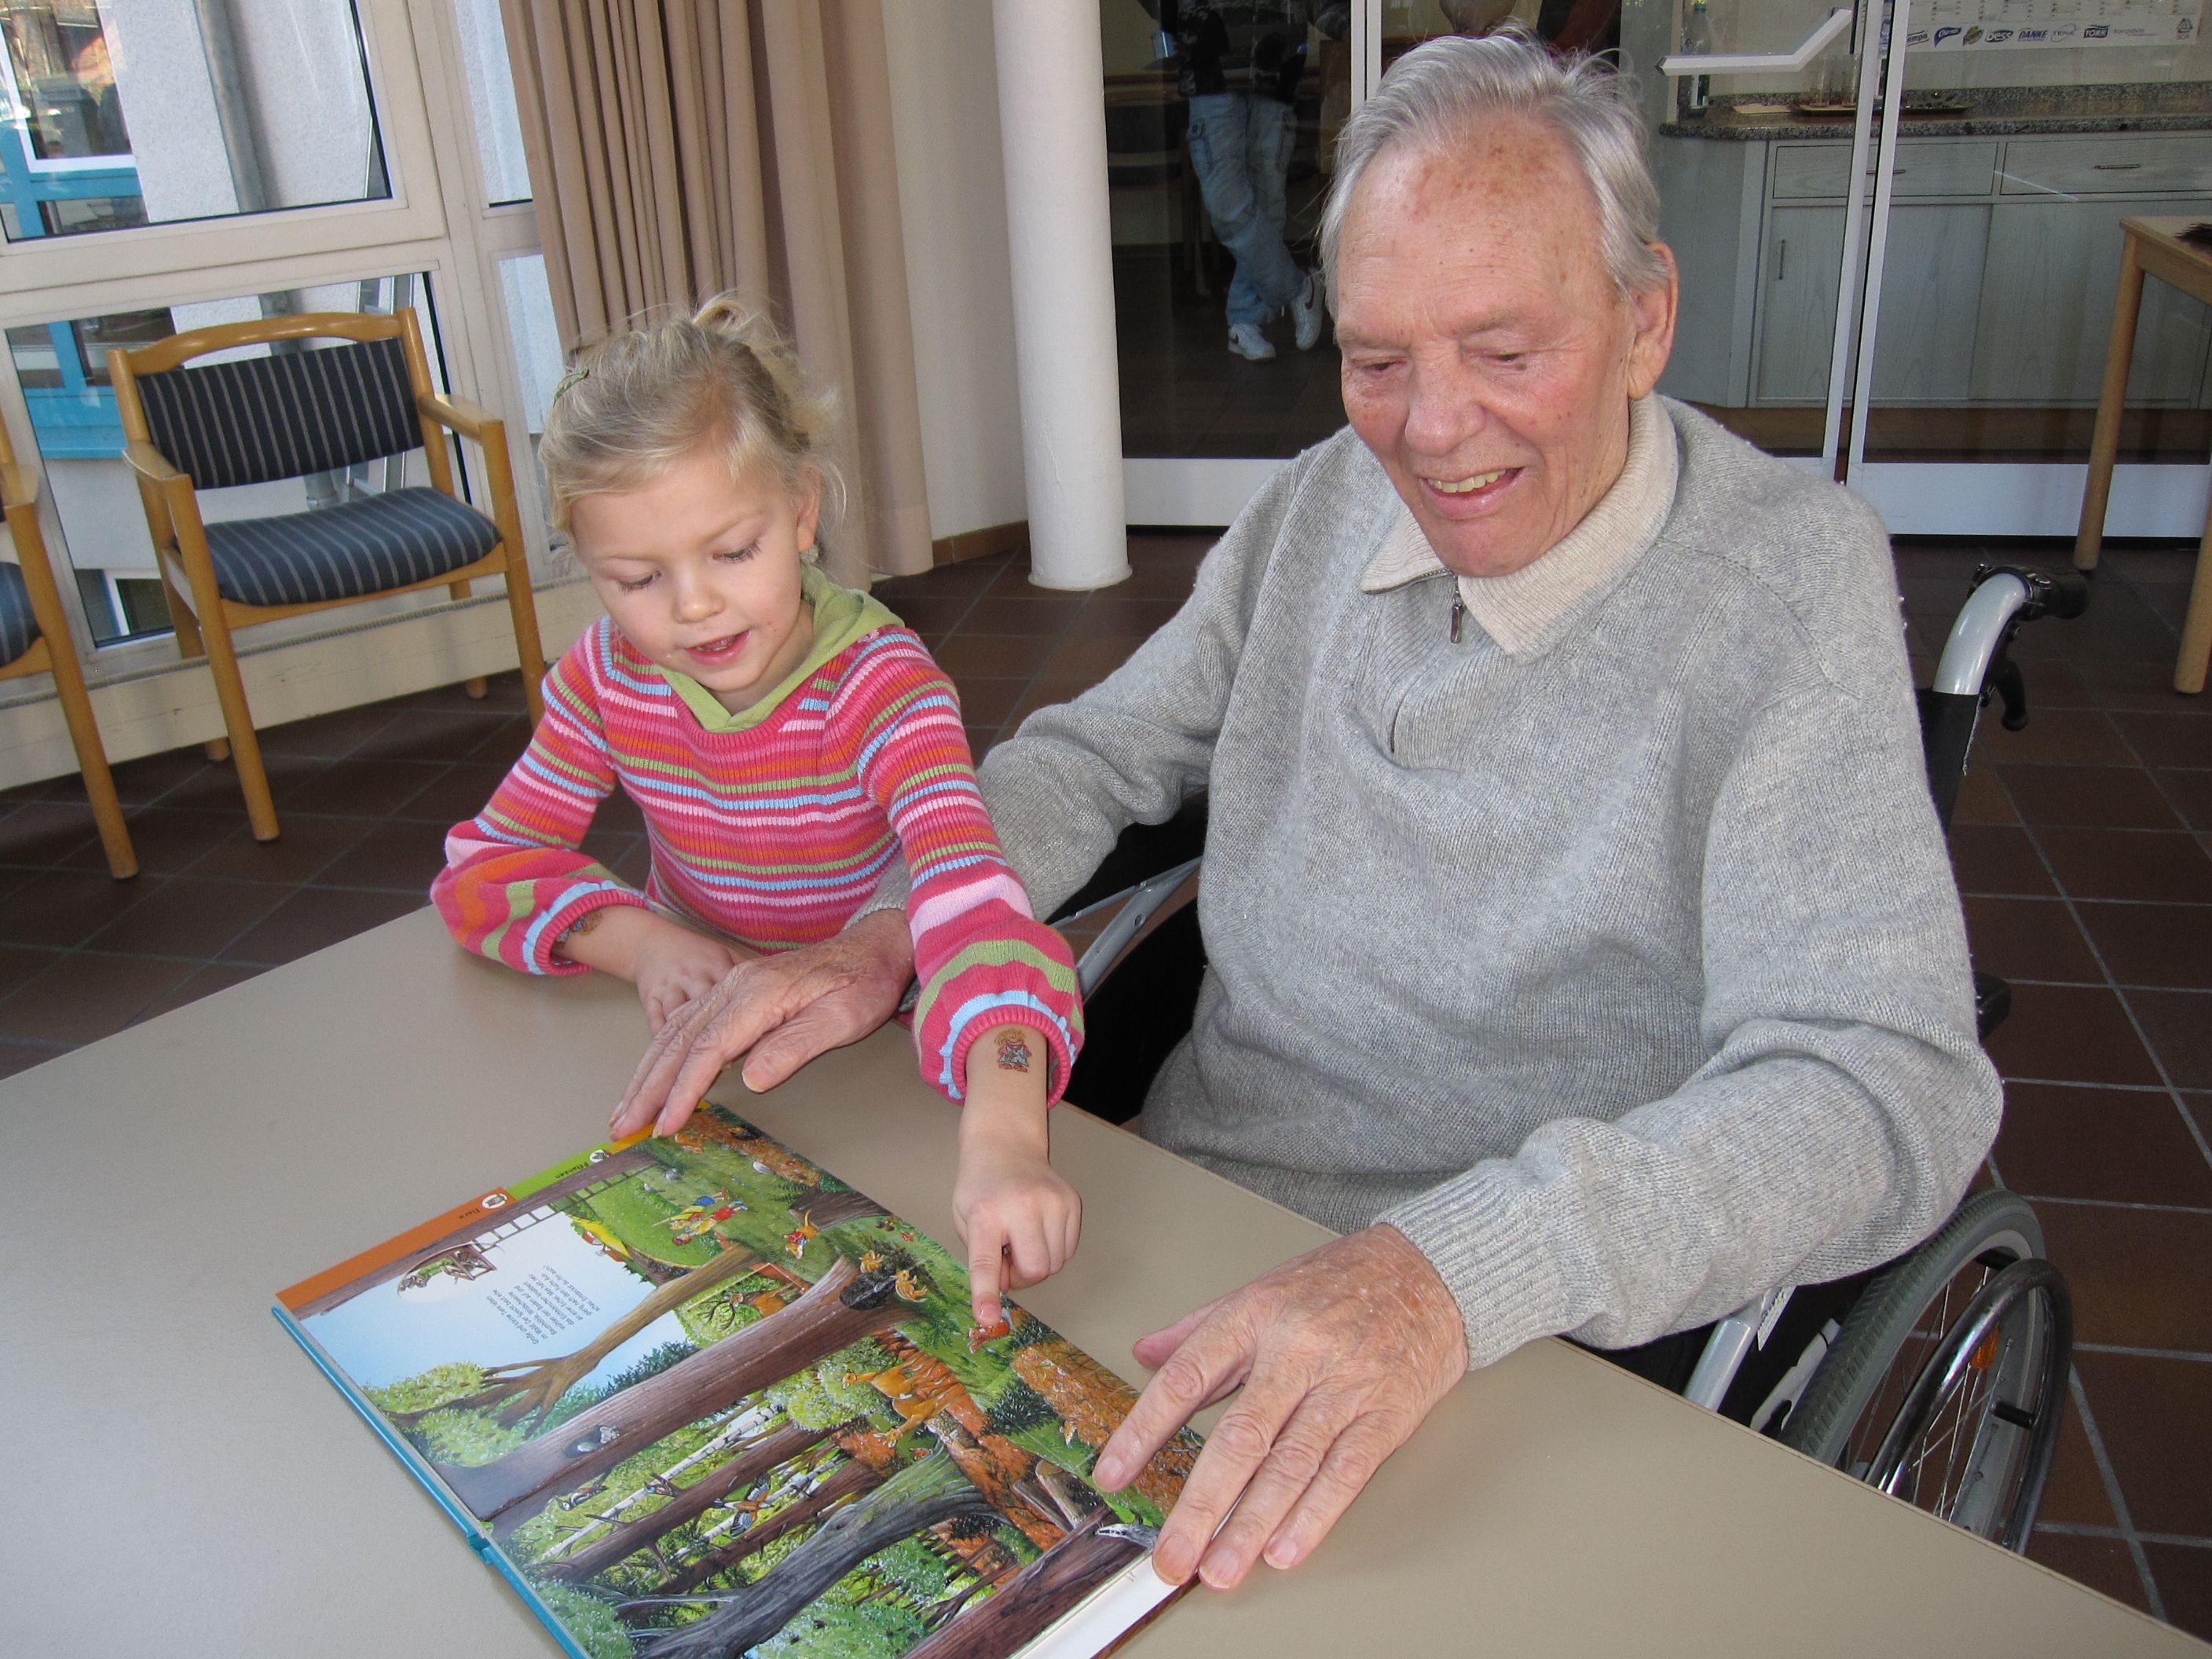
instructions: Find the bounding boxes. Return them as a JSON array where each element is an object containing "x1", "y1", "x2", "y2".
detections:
[{"x1": 881, "y1": 0, "x2": 1029, "y2": 542}]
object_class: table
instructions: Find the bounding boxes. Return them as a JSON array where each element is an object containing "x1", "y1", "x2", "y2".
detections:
[
  {"x1": 2073, "y1": 214, "x2": 2212, "y2": 694},
  {"x1": 2, "y1": 908, "x2": 2202, "y2": 1656}
]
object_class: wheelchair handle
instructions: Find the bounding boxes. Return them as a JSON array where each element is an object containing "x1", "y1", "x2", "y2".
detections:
[{"x1": 1931, "y1": 566, "x2": 2085, "y2": 698}]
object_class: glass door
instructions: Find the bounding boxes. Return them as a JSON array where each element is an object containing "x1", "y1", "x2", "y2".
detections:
[
  {"x1": 1103, "y1": 2, "x2": 1883, "y2": 524},
  {"x1": 1848, "y1": 1, "x2": 2212, "y2": 537},
  {"x1": 1100, "y1": 2, "x2": 1355, "y2": 523}
]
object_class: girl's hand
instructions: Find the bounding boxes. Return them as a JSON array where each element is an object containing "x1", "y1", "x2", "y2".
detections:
[
  {"x1": 553, "y1": 905, "x2": 742, "y2": 1038},
  {"x1": 954, "y1": 1025, "x2": 1079, "y2": 1327},
  {"x1": 632, "y1": 925, "x2": 742, "y2": 1034},
  {"x1": 954, "y1": 1135, "x2": 1082, "y2": 1329}
]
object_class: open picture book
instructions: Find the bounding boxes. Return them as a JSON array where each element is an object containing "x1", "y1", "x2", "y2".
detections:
[{"x1": 273, "y1": 1104, "x2": 1199, "y2": 1659}]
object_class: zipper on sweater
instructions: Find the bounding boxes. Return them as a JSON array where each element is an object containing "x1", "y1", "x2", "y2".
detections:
[{"x1": 1448, "y1": 591, "x2": 1466, "y2": 645}]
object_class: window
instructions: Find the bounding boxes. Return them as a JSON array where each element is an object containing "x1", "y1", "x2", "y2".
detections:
[
  {"x1": 0, "y1": 0, "x2": 561, "y2": 693},
  {"x1": 0, "y1": 0, "x2": 390, "y2": 244},
  {"x1": 451, "y1": 0, "x2": 530, "y2": 205}
]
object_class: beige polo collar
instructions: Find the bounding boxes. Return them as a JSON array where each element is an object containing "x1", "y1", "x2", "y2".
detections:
[{"x1": 1359, "y1": 394, "x2": 1679, "y2": 657}]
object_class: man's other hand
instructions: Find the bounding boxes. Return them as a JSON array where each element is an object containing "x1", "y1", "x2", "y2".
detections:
[
  {"x1": 1092, "y1": 1224, "x2": 1467, "y2": 1589},
  {"x1": 612, "y1": 909, "x2": 914, "y2": 1137}
]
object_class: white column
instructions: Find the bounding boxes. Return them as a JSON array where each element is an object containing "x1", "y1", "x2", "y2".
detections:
[{"x1": 991, "y1": 0, "x2": 1130, "y2": 591}]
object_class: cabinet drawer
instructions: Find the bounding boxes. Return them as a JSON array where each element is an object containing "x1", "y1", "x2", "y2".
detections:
[
  {"x1": 1772, "y1": 139, "x2": 1996, "y2": 200},
  {"x1": 2000, "y1": 135, "x2": 2212, "y2": 196}
]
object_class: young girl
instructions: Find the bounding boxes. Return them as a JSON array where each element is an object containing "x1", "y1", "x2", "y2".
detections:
[{"x1": 431, "y1": 296, "x2": 1081, "y2": 1325}]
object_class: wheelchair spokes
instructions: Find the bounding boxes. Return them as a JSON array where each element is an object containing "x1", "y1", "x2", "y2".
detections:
[{"x1": 1778, "y1": 1192, "x2": 2072, "y2": 1552}]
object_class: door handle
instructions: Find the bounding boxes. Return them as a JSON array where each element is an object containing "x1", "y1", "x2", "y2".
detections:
[
  {"x1": 1776, "y1": 239, "x2": 1787, "y2": 280},
  {"x1": 2093, "y1": 163, "x2": 2144, "y2": 171}
]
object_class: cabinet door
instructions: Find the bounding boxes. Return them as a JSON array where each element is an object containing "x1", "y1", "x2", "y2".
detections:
[
  {"x1": 1870, "y1": 204, "x2": 1990, "y2": 403},
  {"x1": 1974, "y1": 198, "x2": 2212, "y2": 405},
  {"x1": 1756, "y1": 206, "x2": 1845, "y2": 404}
]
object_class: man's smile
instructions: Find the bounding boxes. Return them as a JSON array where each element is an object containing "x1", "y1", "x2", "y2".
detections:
[
  {"x1": 1423, "y1": 467, "x2": 1511, "y2": 495},
  {"x1": 1418, "y1": 467, "x2": 1521, "y2": 513}
]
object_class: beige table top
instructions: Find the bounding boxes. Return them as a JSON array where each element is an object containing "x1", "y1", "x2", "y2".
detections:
[
  {"x1": 2121, "y1": 215, "x2": 2212, "y2": 308},
  {"x1": 0, "y1": 908, "x2": 2199, "y2": 1657}
]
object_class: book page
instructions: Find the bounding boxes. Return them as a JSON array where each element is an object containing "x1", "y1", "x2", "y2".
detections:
[{"x1": 280, "y1": 1106, "x2": 1199, "y2": 1659}]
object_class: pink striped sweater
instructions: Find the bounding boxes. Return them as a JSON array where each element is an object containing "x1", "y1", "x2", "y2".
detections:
[{"x1": 431, "y1": 584, "x2": 1081, "y2": 1102}]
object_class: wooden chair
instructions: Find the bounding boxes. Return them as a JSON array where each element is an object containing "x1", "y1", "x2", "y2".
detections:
[
  {"x1": 108, "y1": 309, "x2": 547, "y2": 842},
  {"x1": 0, "y1": 427, "x2": 136, "y2": 879}
]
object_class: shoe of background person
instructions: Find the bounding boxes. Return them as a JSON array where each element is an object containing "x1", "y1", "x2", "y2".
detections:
[
  {"x1": 1228, "y1": 322, "x2": 1276, "y2": 361},
  {"x1": 1291, "y1": 271, "x2": 1324, "y2": 351}
]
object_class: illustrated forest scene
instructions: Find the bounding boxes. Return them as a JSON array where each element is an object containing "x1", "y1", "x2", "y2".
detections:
[{"x1": 288, "y1": 1108, "x2": 1199, "y2": 1659}]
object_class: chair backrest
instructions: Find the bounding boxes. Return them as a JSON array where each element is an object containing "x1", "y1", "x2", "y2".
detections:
[
  {"x1": 132, "y1": 335, "x2": 419, "y2": 491},
  {"x1": 110, "y1": 311, "x2": 445, "y2": 494}
]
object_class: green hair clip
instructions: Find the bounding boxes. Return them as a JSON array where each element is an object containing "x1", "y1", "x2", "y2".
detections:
[{"x1": 551, "y1": 364, "x2": 590, "y2": 402}]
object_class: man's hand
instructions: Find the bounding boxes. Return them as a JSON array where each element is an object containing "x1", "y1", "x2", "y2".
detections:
[
  {"x1": 1091, "y1": 1225, "x2": 1467, "y2": 1590},
  {"x1": 612, "y1": 909, "x2": 914, "y2": 1138}
]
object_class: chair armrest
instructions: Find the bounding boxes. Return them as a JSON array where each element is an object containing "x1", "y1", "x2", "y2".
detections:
[
  {"x1": 419, "y1": 393, "x2": 503, "y2": 441},
  {"x1": 123, "y1": 440, "x2": 185, "y2": 486},
  {"x1": 0, "y1": 460, "x2": 37, "y2": 513}
]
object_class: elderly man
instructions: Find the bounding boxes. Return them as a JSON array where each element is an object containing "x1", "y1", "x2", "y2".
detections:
[{"x1": 617, "y1": 33, "x2": 1998, "y2": 1595}]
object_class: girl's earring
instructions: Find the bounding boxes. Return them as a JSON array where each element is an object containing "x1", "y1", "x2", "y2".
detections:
[{"x1": 800, "y1": 543, "x2": 821, "y2": 565}]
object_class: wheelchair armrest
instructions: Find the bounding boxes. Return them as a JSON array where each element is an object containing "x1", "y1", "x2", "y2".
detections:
[{"x1": 1048, "y1": 793, "x2": 1210, "y2": 924}]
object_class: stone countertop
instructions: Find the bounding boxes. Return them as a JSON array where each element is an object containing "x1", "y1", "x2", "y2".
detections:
[{"x1": 1660, "y1": 82, "x2": 2212, "y2": 140}]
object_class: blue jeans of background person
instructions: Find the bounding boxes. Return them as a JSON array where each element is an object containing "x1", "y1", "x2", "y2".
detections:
[{"x1": 1186, "y1": 92, "x2": 1304, "y2": 328}]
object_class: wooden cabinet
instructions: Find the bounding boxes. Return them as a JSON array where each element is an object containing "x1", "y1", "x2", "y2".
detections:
[
  {"x1": 1873, "y1": 203, "x2": 1993, "y2": 402},
  {"x1": 1662, "y1": 129, "x2": 2212, "y2": 412},
  {"x1": 1752, "y1": 201, "x2": 1991, "y2": 405},
  {"x1": 1756, "y1": 205, "x2": 1844, "y2": 402},
  {"x1": 1975, "y1": 196, "x2": 2212, "y2": 405}
]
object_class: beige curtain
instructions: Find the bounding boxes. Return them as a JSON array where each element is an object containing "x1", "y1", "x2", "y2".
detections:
[{"x1": 499, "y1": 0, "x2": 933, "y2": 584}]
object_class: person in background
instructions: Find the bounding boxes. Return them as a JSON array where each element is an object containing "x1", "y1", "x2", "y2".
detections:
[
  {"x1": 430, "y1": 297, "x2": 1083, "y2": 1330},
  {"x1": 1142, "y1": 1, "x2": 1347, "y2": 361}
]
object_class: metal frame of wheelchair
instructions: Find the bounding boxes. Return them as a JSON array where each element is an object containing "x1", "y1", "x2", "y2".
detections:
[{"x1": 1048, "y1": 564, "x2": 2084, "y2": 1551}]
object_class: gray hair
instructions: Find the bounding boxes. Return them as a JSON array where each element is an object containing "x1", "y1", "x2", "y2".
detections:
[{"x1": 1320, "y1": 27, "x2": 1668, "y2": 300}]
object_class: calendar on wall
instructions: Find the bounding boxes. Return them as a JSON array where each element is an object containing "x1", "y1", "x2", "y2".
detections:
[{"x1": 1910, "y1": 0, "x2": 2204, "y2": 49}]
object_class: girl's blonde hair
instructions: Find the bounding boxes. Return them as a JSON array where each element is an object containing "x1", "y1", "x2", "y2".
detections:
[{"x1": 540, "y1": 294, "x2": 848, "y2": 544}]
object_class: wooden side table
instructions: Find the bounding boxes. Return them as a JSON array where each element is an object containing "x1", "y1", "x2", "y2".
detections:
[{"x1": 2075, "y1": 215, "x2": 2212, "y2": 693}]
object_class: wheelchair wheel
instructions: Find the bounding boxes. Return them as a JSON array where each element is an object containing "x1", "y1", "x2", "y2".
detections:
[{"x1": 1777, "y1": 1190, "x2": 2071, "y2": 1551}]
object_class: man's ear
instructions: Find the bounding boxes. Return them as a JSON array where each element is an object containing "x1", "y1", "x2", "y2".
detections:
[{"x1": 1624, "y1": 242, "x2": 1679, "y2": 401}]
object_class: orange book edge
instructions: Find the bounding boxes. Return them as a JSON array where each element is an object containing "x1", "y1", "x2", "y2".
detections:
[{"x1": 276, "y1": 1129, "x2": 654, "y2": 1312}]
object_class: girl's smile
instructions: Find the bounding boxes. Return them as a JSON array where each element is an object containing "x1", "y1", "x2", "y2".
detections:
[{"x1": 569, "y1": 445, "x2": 823, "y2": 716}]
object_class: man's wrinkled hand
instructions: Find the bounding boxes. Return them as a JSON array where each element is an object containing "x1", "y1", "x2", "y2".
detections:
[
  {"x1": 1090, "y1": 1225, "x2": 1467, "y2": 1591},
  {"x1": 612, "y1": 909, "x2": 914, "y2": 1138}
]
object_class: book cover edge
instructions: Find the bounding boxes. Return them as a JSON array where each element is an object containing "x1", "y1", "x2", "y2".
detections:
[{"x1": 273, "y1": 1305, "x2": 598, "y2": 1659}]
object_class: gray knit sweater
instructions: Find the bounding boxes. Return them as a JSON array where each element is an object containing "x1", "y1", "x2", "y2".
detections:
[{"x1": 973, "y1": 399, "x2": 2000, "y2": 1369}]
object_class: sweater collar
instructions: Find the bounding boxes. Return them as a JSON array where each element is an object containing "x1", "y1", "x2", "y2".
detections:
[
  {"x1": 1358, "y1": 394, "x2": 1679, "y2": 658},
  {"x1": 658, "y1": 563, "x2": 902, "y2": 733}
]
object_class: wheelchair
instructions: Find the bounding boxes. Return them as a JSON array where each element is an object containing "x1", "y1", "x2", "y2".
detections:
[{"x1": 1047, "y1": 562, "x2": 2085, "y2": 1552}]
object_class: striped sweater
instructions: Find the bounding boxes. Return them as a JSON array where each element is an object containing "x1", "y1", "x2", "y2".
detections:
[{"x1": 431, "y1": 584, "x2": 1081, "y2": 1102}]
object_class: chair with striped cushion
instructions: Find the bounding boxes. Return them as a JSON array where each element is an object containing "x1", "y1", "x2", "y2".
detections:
[
  {"x1": 108, "y1": 309, "x2": 547, "y2": 841},
  {"x1": 0, "y1": 427, "x2": 135, "y2": 879}
]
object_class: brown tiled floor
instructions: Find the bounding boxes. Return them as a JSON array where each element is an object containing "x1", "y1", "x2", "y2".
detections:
[
  {"x1": 1115, "y1": 246, "x2": 1346, "y2": 460},
  {"x1": 2, "y1": 529, "x2": 2210, "y2": 1633}
]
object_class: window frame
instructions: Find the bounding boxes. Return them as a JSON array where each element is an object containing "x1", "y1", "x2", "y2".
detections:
[{"x1": 0, "y1": 0, "x2": 560, "y2": 690}]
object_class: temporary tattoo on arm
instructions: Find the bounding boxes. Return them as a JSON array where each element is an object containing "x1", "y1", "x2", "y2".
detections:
[{"x1": 993, "y1": 1030, "x2": 1033, "y2": 1074}]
